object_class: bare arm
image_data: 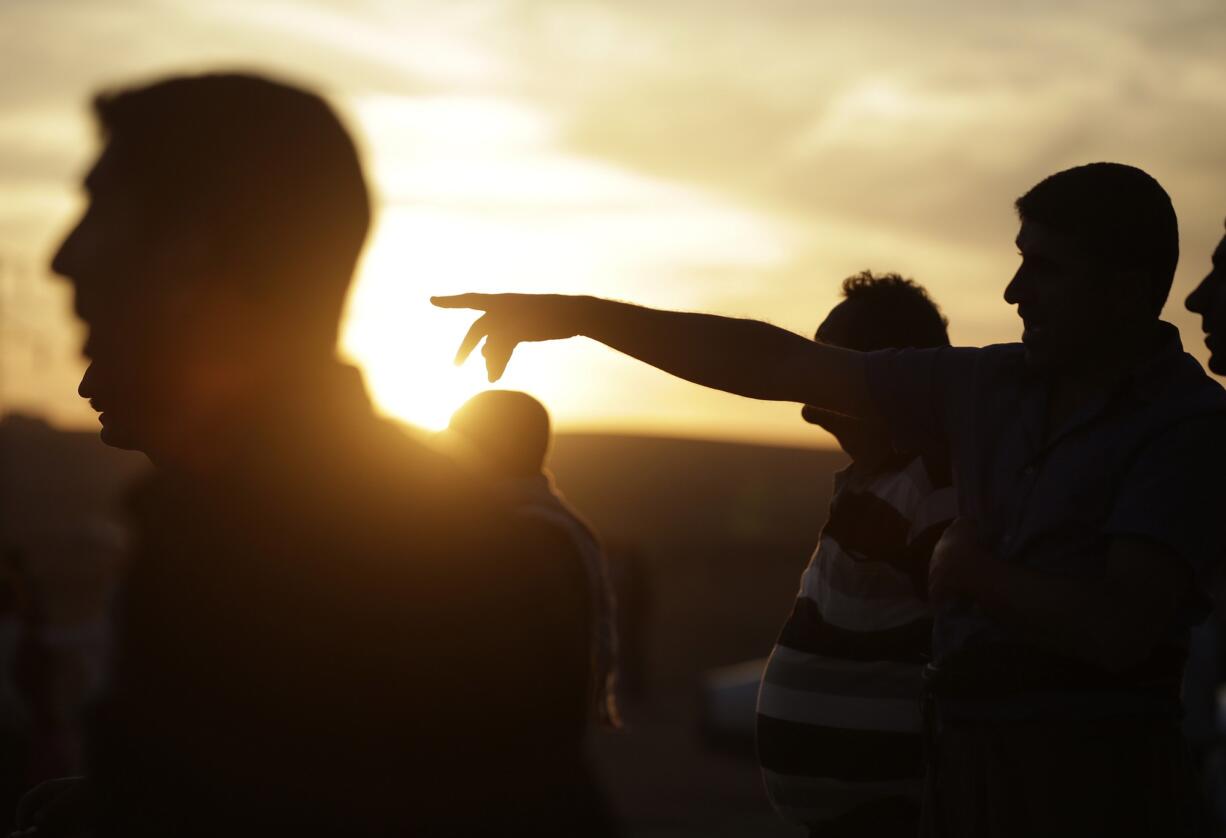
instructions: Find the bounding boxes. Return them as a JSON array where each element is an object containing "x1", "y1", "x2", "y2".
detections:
[
  {"x1": 432, "y1": 293, "x2": 874, "y2": 418},
  {"x1": 931, "y1": 519, "x2": 1184, "y2": 671}
]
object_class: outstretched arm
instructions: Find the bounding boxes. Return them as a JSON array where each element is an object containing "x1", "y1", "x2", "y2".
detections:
[{"x1": 431, "y1": 293, "x2": 874, "y2": 418}]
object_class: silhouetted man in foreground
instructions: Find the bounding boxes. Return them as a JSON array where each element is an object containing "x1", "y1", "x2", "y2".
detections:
[
  {"x1": 444, "y1": 390, "x2": 620, "y2": 728},
  {"x1": 22, "y1": 73, "x2": 605, "y2": 837},
  {"x1": 436, "y1": 163, "x2": 1226, "y2": 836}
]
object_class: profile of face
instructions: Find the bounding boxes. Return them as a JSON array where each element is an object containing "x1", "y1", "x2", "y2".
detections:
[
  {"x1": 1003, "y1": 219, "x2": 1128, "y2": 372},
  {"x1": 801, "y1": 300, "x2": 869, "y2": 445},
  {"x1": 1185, "y1": 231, "x2": 1226, "y2": 376},
  {"x1": 51, "y1": 145, "x2": 214, "y2": 453}
]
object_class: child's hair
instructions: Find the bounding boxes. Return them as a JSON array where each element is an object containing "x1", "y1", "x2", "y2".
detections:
[{"x1": 837, "y1": 270, "x2": 950, "y2": 351}]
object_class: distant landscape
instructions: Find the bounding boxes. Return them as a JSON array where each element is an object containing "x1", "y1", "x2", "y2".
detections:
[{"x1": 0, "y1": 415, "x2": 847, "y2": 836}]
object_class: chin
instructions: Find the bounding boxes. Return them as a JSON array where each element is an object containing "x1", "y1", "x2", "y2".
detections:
[{"x1": 98, "y1": 420, "x2": 144, "y2": 452}]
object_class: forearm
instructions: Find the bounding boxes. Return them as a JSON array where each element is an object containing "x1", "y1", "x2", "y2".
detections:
[
  {"x1": 570, "y1": 296, "x2": 871, "y2": 413},
  {"x1": 969, "y1": 558, "x2": 1165, "y2": 671}
]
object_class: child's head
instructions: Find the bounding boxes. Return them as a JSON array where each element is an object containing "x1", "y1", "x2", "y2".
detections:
[
  {"x1": 446, "y1": 389, "x2": 551, "y2": 479},
  {"x1": 804, "y1": 271, "x2": 949, "y2": 460}
]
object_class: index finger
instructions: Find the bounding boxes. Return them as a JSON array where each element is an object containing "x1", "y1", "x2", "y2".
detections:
[{"x1": 431, "y1": 293, "x2": 493, "y2": 311}]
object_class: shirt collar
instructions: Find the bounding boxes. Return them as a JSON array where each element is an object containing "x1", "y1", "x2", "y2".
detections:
[{"x1": 1017, "y1": 321, "x2": 1184, "y2": 404}]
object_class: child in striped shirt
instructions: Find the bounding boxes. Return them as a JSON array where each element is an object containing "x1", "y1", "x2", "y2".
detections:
[{"x1": 756, "y1": 271, "x2": 955, "y2": 837}]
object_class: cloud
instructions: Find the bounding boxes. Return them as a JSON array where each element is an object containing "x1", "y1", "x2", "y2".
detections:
[
  {"x1": 516, "y1": 0, "x2": 1226, "y2": 246},
  {"x1": 458, "y1": 0, "x2": 1226, "y2": 350},
  {"x1": 4, "y1": 0, "x2": 1225, "y2": 438}
]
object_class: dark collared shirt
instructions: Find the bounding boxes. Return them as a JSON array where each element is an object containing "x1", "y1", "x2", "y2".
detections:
[{"x1": 867, "y1": 324, "x2": 1226, "y2": 719}]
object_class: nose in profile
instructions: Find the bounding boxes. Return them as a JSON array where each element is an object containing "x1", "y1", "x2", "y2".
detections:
[
  {"x1": 1186, "y1": 273, "x2": 1212, "y2": 315},
  {"x1": 78, "y1": 361, "x2": 98, "y2": 400},
  {"x1": 51, "y1": 219, "x2": 83, "y2": 279},
  {"x1": 1003, "y1": 266, "x2": 1029, "y2": 306}
]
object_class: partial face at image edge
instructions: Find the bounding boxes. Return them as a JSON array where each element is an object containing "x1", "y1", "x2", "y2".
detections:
[{"x1": 1187, "y1": 229, "x2": 1226, "y2": 376}]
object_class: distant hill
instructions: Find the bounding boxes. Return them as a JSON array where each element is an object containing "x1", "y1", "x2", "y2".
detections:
[
  {"x1": 0, "y1": 414, "x2": 147, "y2": 540},
  {"x1": 549, "y1": 433, "x2": 845, "y2": 691},
  {"x1": 0, "y1": 416, "x2": 845, "y2": 680}
]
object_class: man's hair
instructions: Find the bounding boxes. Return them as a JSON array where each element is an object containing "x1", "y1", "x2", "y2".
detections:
[
  {"x1": 836, "y1": 270, "x2": 950, "y2": 351},
  {"x1": 448, "y1": 390, "x2": 551, "y2": 479},
  {"x1": 93, "y1": 72, "x2": 371, "y2": 342},
  {"x1": 1015, "y1": 162, "x2": 1178, "y2": 316}
]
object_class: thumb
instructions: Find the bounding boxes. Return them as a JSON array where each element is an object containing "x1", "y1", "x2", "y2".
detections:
[{"x1": 482, "y1": 336, "x2": 519, "y2": 382}]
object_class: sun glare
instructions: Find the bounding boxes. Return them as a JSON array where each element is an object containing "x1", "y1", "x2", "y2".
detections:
[
  {"x1": 338, "y1": 92, "x2": 795, "y2": 436},
  {"x1": 340, "y1": 211, "x2": 518, "y2": 431}
]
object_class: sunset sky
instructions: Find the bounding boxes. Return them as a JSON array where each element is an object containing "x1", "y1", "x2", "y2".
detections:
[{"x1": 1, "y1": 0, "x2": 1224, "y2": 446}]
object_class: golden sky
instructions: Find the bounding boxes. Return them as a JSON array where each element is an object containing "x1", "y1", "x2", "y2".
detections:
[{"x1": 1, "y1": 0, "x2": 1225, "y2": 446}]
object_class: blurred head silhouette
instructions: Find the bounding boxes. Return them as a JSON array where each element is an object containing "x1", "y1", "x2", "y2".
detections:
[
  {"x1": 1185, "y1": 221, "x2": 1226, "y2": 376},
  {"x1": 52, "y1": 72, "x2": 371, "y2": 458},
  {"x1": 447, "y1": 390, "x2": 551, "y2": 479},
  {"x1": 1005, "y1": 162, "x2": 1177, "y2": 373},
  {"x1": 804, "y1": 271, "x2": 948, "y2": 459}
]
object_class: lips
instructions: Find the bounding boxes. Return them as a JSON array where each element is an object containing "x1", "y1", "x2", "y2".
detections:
[
  {"x1": 1021, "y1": 322, "x2": 1046, "y2": 345},
  {"x1": 1018, "y1": 307, "x2": 1046, "y2": 344}
]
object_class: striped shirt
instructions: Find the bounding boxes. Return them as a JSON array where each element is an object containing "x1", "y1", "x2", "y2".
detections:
[{"x1": 757, "y1": 454, "x2": 955, "y2": 830}]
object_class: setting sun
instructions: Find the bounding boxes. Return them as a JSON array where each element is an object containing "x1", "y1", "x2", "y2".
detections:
[
  {"x1": 2, "y1": 2, "x2": 1224, "y2": 448},
  {"x1": 340, "y1": 210, "x2": 510, "y2": 431}
]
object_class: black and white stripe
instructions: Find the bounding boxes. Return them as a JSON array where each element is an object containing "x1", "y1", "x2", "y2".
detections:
[{"x1": 757, "y1": 456, "x2": 955, "y2": 828}]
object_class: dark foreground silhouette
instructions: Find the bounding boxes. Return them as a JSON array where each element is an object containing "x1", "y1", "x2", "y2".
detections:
[{"x1": 21, "y1": 73, "x2": 610, "y2": 837}]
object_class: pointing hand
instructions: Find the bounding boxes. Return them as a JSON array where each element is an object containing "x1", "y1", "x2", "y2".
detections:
[{"x1": 431, "y1": 293, "x2": 585, "y2": 381}]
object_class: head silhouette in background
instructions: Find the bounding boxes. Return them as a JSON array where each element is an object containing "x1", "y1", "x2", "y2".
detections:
[
  {"x1": 1186, "y1": 220, "x2": 1226, "y2": 376},
  {"x1": 446, "y1": 389, "x2": 621, "y2": 728},
  {"x1": 52, "y1": 73, "x2": 370, "y2": 461},
  {"x1": 803, "y1": 271, "x2": 949, "y2": 461},
  {"x1": 447, "y1": 389, "x2": 552, "y2": 479},
  {"x1": 1006, "y1": 162, "x2": 1178, "y2": 376}
]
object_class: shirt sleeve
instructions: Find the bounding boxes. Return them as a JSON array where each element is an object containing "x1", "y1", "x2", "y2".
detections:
[
  {"x1": 864, "y1": 346, "x2": 980, "y2": 462},
  {"x1": 1106, "y1": 411, "x2": 1226, "y2": 591}
]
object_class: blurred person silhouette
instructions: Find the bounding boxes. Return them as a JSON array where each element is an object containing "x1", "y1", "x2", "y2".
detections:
[
  {"x1": 0, "y1": 546, "x2": 80, "y2": 833},
  {"x1": 0, "y1": 550, "x2": 28, "y2": 833},
  {"x1": 435, "y1": 162, "x2": 1226, "y2": 837},
  {"x1": 19, "y1": 73, "x2": 607, "y2": 838},
  {"x1": 756, "y1": 272, "x2": 955, "y2": 838},
  {"x1": 444, "y1": 390, "x2": 620, "y2": 727}
]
